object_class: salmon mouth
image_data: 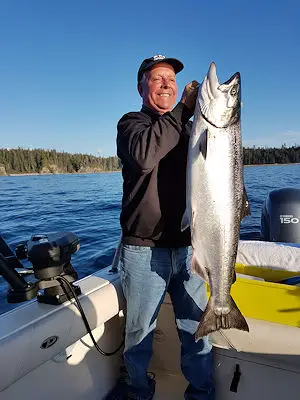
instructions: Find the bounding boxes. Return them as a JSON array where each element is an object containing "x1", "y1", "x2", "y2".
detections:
[{"x1": 222, "y1": 72, "x2": 240, "y2": 86}]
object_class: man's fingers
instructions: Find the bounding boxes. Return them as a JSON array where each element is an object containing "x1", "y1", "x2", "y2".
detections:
[{"x1": 190, "y1": 80, "x2": 199, "y2": 89}]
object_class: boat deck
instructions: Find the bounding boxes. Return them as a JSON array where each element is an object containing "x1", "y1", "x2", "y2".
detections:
[
  {"x1": 152, "y1": 350, "x2": 300, "y2": 400},
  {"x1": 154, "y1": 370, "x2": 187, "y2": 399}
]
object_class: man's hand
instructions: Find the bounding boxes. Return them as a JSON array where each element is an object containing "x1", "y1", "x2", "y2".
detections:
[{"x1": 180, "y1": 80, "x2": 199, "y2": 113}]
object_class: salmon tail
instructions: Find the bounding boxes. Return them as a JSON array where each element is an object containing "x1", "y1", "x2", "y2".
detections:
[{"x1": 195, "y1": 296, "x2": 249, "y2": 341}]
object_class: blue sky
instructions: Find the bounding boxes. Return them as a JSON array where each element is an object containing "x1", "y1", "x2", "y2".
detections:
[{"x1": 1, "y1": 0, "x2": 300, "y2": 157}]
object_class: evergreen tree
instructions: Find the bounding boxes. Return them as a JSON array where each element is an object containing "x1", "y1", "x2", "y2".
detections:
[{"x1": 0, "y1": 145, "x2": 299, "y2": 174}]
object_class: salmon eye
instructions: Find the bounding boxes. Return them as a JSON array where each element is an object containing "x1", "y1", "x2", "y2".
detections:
[{"x1": 230, "y1": 86, "x2": 238, "y2": 96}]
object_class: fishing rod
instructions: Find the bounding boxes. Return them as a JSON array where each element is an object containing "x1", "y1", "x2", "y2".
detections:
[{"x1": 109, "y1": 234, "x2": 123, "y2": 273}]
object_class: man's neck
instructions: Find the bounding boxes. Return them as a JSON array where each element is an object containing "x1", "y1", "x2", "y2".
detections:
[{"x1": 141, "y1": 104, "x2": 171, "y2": 116}]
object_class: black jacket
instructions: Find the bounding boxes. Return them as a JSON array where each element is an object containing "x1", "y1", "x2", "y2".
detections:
[{"x1": 117, "y1": 102, "x2": 192, "y2": 247}]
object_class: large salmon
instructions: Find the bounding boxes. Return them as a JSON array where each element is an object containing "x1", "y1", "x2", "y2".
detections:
[{"x1": 181, "y1": 62, "x2": 250, "y2": 340}]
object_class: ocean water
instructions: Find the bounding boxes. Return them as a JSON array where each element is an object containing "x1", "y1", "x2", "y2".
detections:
[{"x1": 0, "y1": 164, "x2": 299, "y2": 314}]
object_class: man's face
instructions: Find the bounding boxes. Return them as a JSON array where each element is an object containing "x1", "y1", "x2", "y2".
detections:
[{"x1": 138, "y1": 63, "x2": 178, "y2": 114}]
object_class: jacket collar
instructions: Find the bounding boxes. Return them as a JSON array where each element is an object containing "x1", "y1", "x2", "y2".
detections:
[{"x1": 141, "y1": 105, "x2": 162, "y2": 118}]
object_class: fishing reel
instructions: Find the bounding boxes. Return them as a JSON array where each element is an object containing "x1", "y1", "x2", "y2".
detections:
[
  {"x1": 0, "y1": 232, "x2": 81, "y2": 305},
  {"x1": 0, "y1": 233, "x2": 125, "y2": 357}
]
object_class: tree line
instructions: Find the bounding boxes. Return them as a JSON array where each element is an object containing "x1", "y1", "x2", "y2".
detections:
[
  {"x1": 243, "y1": 145, "x2": 300, "y2": 165},
  {"x1": 0, "y1": 145, "x2": 299, "y2": 175},
  {"x1": 0, "y1": 148, "x2": 121, "y2": 175}
]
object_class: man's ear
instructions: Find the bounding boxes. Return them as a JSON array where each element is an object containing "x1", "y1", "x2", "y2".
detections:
[{"x1": 138, "y1": 83, "x2": 143, "y2": 97}]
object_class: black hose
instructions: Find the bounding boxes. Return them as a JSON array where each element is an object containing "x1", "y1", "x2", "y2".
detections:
[{"x1": 56, "y1": 275, "x2": 125, "y2": 356}]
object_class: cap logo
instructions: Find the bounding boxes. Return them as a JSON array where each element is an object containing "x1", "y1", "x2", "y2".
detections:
[{"x1": 153, "y1": 54, "x2": 165, "y2": 61}]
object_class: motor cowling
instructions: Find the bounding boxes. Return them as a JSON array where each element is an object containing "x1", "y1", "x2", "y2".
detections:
[{"x1": 261, "y1": 188, "x2": 300, "y2": 243}]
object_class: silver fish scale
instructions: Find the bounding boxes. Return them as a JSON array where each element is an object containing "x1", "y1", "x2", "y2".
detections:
[{"x1": 190, "y1": 121, "x2": 243, "y2": 309}]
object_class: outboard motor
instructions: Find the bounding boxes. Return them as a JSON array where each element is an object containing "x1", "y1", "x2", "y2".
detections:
[{"x1": 261, "y1": 188, "x2": 300, "y2": 243}]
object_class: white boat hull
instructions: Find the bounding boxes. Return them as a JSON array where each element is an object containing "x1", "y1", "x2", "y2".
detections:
[
  {"x1": 1, "y1": 238, "x2": 300, "y2": 399},
  {"x1": 0, "y1": 268, "x2": 125, "y2": 399}
]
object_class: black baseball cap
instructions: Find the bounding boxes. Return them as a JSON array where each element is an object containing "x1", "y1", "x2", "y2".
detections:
[{"x1": 137, "y1": 54, "x2": 184, "y2": 83}]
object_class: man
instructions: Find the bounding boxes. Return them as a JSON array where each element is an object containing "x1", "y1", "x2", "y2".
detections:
[{"x1": 107, "y1": 55, "x2": 214, "y2": 399}]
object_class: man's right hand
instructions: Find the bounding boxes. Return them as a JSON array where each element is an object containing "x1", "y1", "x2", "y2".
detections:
[{"x1": 180, "y1": 80, "x2": 199, "y2": 113}]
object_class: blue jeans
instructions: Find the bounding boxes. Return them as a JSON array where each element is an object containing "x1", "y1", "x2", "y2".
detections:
[{"x1": 120, "y1": 244, "x2": 215, "y2": 400}]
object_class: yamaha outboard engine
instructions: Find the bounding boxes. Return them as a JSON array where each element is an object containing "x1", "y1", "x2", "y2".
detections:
[{"x1": 261, "y1": 188, "x2": 300, "y2": 243}]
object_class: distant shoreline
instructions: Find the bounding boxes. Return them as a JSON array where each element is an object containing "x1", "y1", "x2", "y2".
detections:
[
  {"x1": 244, "y1": 163, "x2": 300, "y2": 168},
  {"x1": 5, "y1": 170, "x2": 121, "y2": 176},
  {"x1": 3, "y1": 163, "x2": 300, "y2": 176}
]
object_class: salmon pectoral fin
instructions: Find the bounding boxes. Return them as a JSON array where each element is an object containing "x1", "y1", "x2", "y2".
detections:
[
  {"x1": 191, "y1": 254, "x2": 209, "y2": 283},
  {"x1": 181, "y1": 208, "x2": 190, "y2": 231},
  {"x1": 199, "y1": 129, "x2": 208, "y2": 159},
  {"x1": 195, "y1": 296, "x2": 249, "y2": 341},
  {"x1": 241, "y1": 186, "x2": 251, "y2": 220}
]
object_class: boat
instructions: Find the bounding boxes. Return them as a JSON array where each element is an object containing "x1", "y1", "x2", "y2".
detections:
[{"x1": 0, "y1": 188, "x2": 300, "y2": 399}]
